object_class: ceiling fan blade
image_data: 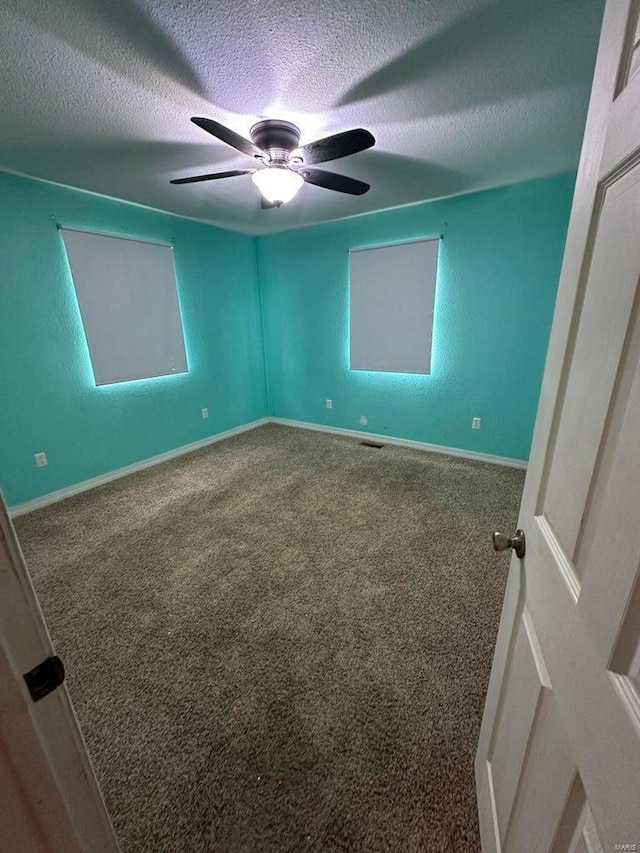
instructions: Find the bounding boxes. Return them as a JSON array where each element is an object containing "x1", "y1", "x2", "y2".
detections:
[
  {"x1": 170, "y1": 169, "x2": 255, "y2": 185},
  {"x1": 261, "y1": 197, "x2": 279, "y2": 209},
  {"x1": 300, "y1": 168, "x2": 370, "y2": 195},
  {"x1": 295, "y1": 128, "x2": 374, "y2": 165},
  {"x1": 191, "y1": 117, "x2": 264, "y2": 159}
]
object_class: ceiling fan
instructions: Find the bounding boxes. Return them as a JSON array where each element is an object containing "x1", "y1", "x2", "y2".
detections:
[{"x1": 171, "y1": 117, "x2": 375, "y2": 208}]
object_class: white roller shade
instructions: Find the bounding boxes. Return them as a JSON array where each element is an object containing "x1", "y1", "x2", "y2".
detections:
[
  {"x1": 349, "y1": 238, "x2": 440, "y2": 374},
  {"x1": 62, "y1": 229, "x2": 188, "y2": 386}
]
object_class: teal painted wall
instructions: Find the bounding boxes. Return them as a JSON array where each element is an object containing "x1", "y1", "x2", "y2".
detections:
[
  {"x1": 0, "y1": 172, "x2": 267, "y2": 505},
  {"x1": 1, "y1": 171, "x2": 574, "y2": 506},
  {"x1": 257, "y1": 174, "x2": 575, "y2": 460}
]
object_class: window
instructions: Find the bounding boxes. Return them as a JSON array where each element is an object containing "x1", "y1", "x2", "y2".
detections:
[
  {"x1": 349, "y1": 237, "x2": 440, "y2": 374},
  {"x1": 62, "y1": 228, "x2": 188, "y2": 386}
]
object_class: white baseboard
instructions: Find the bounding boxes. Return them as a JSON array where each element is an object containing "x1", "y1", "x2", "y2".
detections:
[
  {"x1": 9, "y1": 418, "x2": 269, "y2": 517},
  {"x1": 9, "y1": 414, "x2": 526, "y2": 517},
  {"x1": 268, "y1": 417, "x2": 528, "y2": 470}
]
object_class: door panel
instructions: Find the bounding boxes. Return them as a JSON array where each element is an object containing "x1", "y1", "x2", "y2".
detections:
[
  {"x1": 567, "y1": 802, "x2": 604, "y2": 853},
  {"x1": 503, "y1": 694, "x2": 575, "y2": 853},
  {"x1": 624, "y1": 9, "x2": 640, "y2": 84},
  {"x1": 541, "y1": 165, "x2": 640, "y2": 562},
  {"x1": 489, "y1": 611, "x2": 551, "y2": 845},
  {"x1": 577, "y1": 314, "x2": 640, "y2": 665},
  {"x1": 602, "y1": 65, "x2": 640, "y2": 176},
  {"x1": 526, "y1": 521, "x2": 640, "y2": 842},
  {"x1": 611, "y1": 567, "x2": 640, "y2": 686}
]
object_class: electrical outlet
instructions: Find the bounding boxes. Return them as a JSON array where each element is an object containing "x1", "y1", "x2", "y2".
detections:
[
  {"x1": 359, "y1": 415, "x2": 368, "y2": 426},
  {"x1": 201, "y1": 407, "x2": 209, "y2": 419},
  {"x1": 472, "y1": 417, "x2": 481, "y2": 430},
  {"x1": 326, "y1": 399, "x2": 332, "y2": 409},
  {"x1": 34, "y1": 452, "x2": 48, "y2": 468}
]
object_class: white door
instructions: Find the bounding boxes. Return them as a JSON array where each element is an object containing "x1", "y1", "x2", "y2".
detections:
[
  {"x1": 0, "y1": 494, "x2": 120, "y2": 852},
  {"x1": 476, "y1": 1, "x2": 640, "y2": 850}
]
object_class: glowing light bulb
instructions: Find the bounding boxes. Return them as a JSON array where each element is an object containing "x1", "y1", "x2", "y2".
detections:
[{"x1": 251, "y1": 166, "x2": 303, "y2": 205}]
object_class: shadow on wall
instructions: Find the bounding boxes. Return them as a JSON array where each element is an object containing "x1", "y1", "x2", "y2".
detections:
[
  {"x1": 8, "y1": 0, "x2": 286, "y2": 114},
  {"x1": 1, "y1": 139, "x2": 235, "y2": 189},
  {"x1": 336, "y1": 0, "x2": 604, "y2": 120},
  {"x1": 357, "y1": 151, "x2": 472, "y2": 205},
  {"x1": 9, "y1": 0, "x2": 206, "y2": 97}
]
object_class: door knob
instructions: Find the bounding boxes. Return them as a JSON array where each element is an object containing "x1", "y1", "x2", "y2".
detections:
[{"x1": 492, "y1": 529, "x2": 526, "y2": 559}]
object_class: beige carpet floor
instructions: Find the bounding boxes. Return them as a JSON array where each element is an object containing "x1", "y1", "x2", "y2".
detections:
[{"x1": 16, "y1": 424, "x2": 524, "y2": 853}]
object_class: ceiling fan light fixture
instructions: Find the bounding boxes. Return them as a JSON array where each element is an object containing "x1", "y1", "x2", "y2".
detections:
[{"x1": 251, "y1": 166, "x2": 303, "y2": 205}]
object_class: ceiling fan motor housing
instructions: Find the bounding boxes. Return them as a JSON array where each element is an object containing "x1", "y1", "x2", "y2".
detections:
[{"x1": 250, "y1": 120, "x2": 301, "y2": 163}]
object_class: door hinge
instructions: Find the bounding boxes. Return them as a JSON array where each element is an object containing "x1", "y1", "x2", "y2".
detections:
[{"x1": 23, "y1": 655, "x2": 65, "y2": 702}]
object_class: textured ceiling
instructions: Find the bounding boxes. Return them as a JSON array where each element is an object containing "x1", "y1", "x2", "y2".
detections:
[{"x1": 0, "y1": 0, "x2": 604, "y2": 235}]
